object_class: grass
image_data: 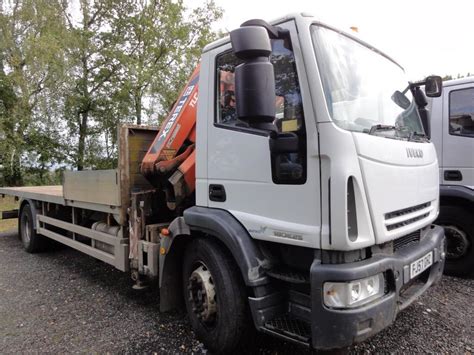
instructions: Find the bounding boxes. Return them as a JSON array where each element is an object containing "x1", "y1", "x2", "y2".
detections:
[{"x1": 0, "y1": 196, "x2": 19, "y2": 233}]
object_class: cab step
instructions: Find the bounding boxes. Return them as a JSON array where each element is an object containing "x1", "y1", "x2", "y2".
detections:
[{"x1": 263, "y1": 314, "x2": 311, "y2": 346}]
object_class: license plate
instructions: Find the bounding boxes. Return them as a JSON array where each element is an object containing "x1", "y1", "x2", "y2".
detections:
[{"x1": 410, "y1": 252, "x2": 433, "y2": 279}]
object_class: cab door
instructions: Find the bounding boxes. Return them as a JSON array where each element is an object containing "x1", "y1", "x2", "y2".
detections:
[
  {"x1": 442, "y1": 83, "x2": 474, "y2": 189},
  {"x1": 203, "y1": 21, "x2": 321, "y2": 248}
]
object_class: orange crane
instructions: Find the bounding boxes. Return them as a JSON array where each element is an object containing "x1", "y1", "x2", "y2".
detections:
[{"x1": 141, "y1": 65, "x2": 200, "y2": 211}]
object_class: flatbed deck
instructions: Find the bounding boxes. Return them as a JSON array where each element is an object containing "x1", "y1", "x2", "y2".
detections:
[
  {"x1": 0, "y1": 126, "x2": 160, "y2": 274},
  {"x1": 0, "y1": 186, "x2": 64, "y2": 205},
  {"x1": 0, "y1": 179, "x2": 120, "y2": 218}
]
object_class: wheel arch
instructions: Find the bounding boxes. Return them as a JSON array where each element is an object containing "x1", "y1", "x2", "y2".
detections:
[
  {"x1": 183, "y1": 206, "x2": 270, "y2": 287},
  {"x1": 158, "y1": 207, "x2": 271, "y2": 312},
  {"x1": 437, "y1": 186, "x2": 474, "y2": 276},
  {"x1": 439, "y1": 185, "x2": 474, "y2": 213}
]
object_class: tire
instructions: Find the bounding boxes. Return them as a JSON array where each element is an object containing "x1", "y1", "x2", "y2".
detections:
[
  {"x1": 19, "y1": 203, "x2": 47, "y2": 253},
  {"x1": 182, "y1": 238, "x2": 248, "y2": 354},
  {"x1": 436, "y1": 205, "x2": 474, "y2": 276}
]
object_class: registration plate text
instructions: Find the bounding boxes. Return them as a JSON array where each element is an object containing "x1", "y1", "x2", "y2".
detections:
[{"x1": 410, "y1": 252, "x2": 433, "y2": 279}]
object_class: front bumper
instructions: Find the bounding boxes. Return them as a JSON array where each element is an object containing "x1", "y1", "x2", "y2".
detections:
[{"x1": 310, "y1": 225, "x2": 445, "y2": 350}]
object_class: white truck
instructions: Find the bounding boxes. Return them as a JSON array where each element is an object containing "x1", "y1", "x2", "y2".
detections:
[
  {"x1": 0, "y1": 14, "x2": 446, "y2": 352},
  {"x1": 429, "y1": 77, "x2": 474, "y2": 275}
]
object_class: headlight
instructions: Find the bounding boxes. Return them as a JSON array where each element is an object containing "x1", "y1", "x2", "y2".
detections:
[{"x1": 323, "y1": 273, "x2": 385, "y2": 308}]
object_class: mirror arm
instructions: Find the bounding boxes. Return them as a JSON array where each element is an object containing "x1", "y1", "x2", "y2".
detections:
[
  {"x1": 409, "y1": 80, "x2": 426, "y2": 88},
  {"x1": 240, "y1": 19, "x2": 289, "y2": 39}
]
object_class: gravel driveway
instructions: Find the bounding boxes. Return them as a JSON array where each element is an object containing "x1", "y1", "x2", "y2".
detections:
[{"x1": 0, "y1": 230, "x2": 472, "y2": 354}]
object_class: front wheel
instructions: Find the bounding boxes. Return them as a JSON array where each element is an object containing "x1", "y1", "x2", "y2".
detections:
[
  {"x1": 437, "y1": 206, "x2": 474, "y2": 276},
  {"x1": 182, "y1": 238, "x2": 248, "y2": 353}
]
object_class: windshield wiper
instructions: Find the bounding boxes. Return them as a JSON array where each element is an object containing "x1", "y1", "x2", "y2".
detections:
[
  {"x1": 409, "y1": 131, "x2": 428, "y2": 141},
  {"x1": 365, "y1": 124, "x2": 429, "y2": 141},
  {"x1": 366, "y1": 124, "x2": 397, "y2": 135}
]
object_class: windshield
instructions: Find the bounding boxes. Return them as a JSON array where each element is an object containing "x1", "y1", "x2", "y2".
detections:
[{"x1": 311, "y1": 25, "x2": 424, "y2": 138}]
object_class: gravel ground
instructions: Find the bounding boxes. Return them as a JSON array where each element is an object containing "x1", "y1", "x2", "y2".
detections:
[{"x1": 0, "y1": 229, "x2": 473, "y2": 354}]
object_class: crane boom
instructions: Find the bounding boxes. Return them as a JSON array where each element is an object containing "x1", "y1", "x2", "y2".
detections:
[{"x1": 141, "y1": 65, "x2": 200, "y2": 210}]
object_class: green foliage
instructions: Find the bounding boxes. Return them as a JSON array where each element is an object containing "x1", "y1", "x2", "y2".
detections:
[
  {"x1": 442, "y1": 73, "x2": 472, "y2": 81},
  {"x1": 0, "y1": 0, "x2": 222, "y2": 183},
  {"x1": 0, "y1": 0, "x2": 67, "y2": 185},
  {"x1": 117, "y1": 0, "x2": 222, "y2": 125}
]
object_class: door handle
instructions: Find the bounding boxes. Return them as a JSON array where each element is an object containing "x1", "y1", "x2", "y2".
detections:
[
  {"x1": 444, "y1": 170, "x2": 463, "y2": 181},
  {"x1": 209, "y1": 184, "x2": 226, "y2": 202}
]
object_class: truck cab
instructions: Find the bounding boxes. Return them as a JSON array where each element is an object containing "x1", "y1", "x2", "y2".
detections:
[
  {"x1": 186, "y1": 13, "x2": 445, "y2": 350},
  {"x1": 429, "y1": 77, "x2": 474, "y2": 275}
]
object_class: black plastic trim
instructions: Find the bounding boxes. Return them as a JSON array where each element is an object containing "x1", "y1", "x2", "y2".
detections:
[
  {"x1": 444, "y1": 170, "x2": 463, "y2": 181},
  {"x1": 183, "y1": 206, "x2": 270, "y2": 287},
  {"x1": 328, "y1": 178, "x2": 331, "y2": 245},
  {"x1": 209, "y1": 184, "x2": 226, "y2": 202},
  {"x1": 310, "y1": 225, "x2": 445, "y2": 350},
  {"x1": 1, "y1": 209, "x2": 19, "y2": 219},
  {"x1": 440, "y1": 184, "x2": 474, "y2": 202}
]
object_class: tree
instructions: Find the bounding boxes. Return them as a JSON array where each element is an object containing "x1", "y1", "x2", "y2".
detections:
[
  {"x1": 0, "y1": 70, "x2": 19, "y2": 185},
  {"x1": 61, "y1": 0, "x2": 222, "y2": 170},
  {"x1": 1, "y1": 0, "x2": 223, "y2": 179},
  {"x1": 118, "y1": 0, "x2": 222, "y2": 125},
  {"x1": 0, "y1": 0, "x2": 67, "y2": 185},
  {"x1": 60, "y1": 0, "x2": 133, "y2": 170},
  {"x1": 443, "y1": 73, "x2": 473, "y2": 81}
]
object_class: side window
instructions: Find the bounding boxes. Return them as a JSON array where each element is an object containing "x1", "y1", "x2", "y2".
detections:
[
  {"x1": 449, "y1": 88, "x2": 474, "y2": 137},
  {"x1": 216, "y1": 52, "x2": 241, "y2": 125},
  {"x1": 215, "y1": 38, "x2": 307, "y2": 185},
  {"x1": 216, "y1": 39, "x2": 305, "y2": 134}
]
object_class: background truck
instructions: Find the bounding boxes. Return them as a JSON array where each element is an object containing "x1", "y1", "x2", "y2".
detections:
[
  {"x1": 428, "y1": 77, "x2": 474, "y2": 276},
  {"x1": 0, "y1": 14, "x2": 446, "y2": 353}
]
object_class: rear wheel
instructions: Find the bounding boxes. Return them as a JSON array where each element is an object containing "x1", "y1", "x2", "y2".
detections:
[
  {"x1": 182, "y1": 238, "x2": 248, "y2": 353},
  {"x1": 437, "y1": 206, "x2": 474, "y2": 276},
  {"x1": 19, "y1": 203, "x2": 47, "y2": 253}
]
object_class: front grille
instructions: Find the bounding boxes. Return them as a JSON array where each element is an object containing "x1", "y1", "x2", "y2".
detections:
[
  {"x1": 385, "y1": 202, "x2": 431, "y2": 220},
  {"x1": 386, "y1": 213, "x2": 430, "y2": 231},
  {"x1": 385, "y1": 202, "x2": 432, "y2": 231},
  {"x1": 394, "y1": 230, "x2": 421, "y2": 252}
]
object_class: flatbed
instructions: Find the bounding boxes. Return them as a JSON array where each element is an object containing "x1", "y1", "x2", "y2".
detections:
[
  {"x1": 0, "y1": 186, "x2": 63, "y2": 205},
  {"x1": 0, "y1": 125, "x2": 159, "y2": 272}
]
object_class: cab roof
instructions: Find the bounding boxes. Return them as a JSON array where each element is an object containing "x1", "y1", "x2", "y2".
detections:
[
  {"x1": 202, "y1": 12, "x2": 308, "y2": 53},
  {"x1": 443, "y1": 76, "x2": 474, "y2": 87},
  {"x1": 202, "y1": 12, "x2": 403, "y2": 71}
]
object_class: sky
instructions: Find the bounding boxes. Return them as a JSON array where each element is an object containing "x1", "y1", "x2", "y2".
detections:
[{"x1": 209, "y1": 0, "x2": 473, "y2": 80}]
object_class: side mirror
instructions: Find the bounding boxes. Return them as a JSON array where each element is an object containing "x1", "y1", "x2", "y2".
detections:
[
  {"x1": 424, "y1": 75, "x2": 442, "y2": 97},
  {"x1": 413, "y1": 87, "x2": 431, "y2": 138},
  {"x1": 230, "y1": 26, "x2": 276, "y2": 127},
  {"x1": 391, "y1": 90, "x2": 411, "y2": 109}
]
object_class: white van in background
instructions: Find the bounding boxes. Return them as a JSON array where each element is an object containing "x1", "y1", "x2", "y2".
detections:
[{"x1": 429, "y1": 77, "x2": 474, "y2": 275}]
